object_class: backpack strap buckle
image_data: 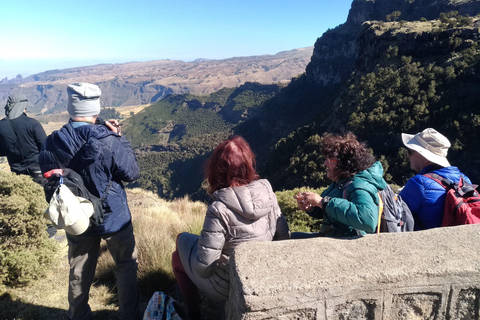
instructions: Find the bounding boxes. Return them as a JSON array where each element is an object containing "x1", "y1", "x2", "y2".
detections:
[{"x1": 43, "y1": 169, "x2": 64, "y2": 179}]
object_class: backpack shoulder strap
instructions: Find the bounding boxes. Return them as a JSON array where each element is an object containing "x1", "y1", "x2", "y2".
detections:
[
  {"x1": 423, "y1": 172, "x2": 455, "y2": 189},
  {"x1": 376, "y1": 191, "x2": 383, "y2": 234}
]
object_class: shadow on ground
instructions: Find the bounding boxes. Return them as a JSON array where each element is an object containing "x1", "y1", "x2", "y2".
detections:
[{"x1": 0, "y1": 293, "x2": 118, "y2": 320}]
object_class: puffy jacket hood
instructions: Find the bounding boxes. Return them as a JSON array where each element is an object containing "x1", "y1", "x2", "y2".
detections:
[
  {"x1": 419, "y1": 165, "x2": 468, "y2": 183},
  {"x1": 41, "y1": 120, "x2": 118, "y2": 168},
  {"x1": 352, "y1": 161, "x2": 387, "y2": 191},
  {"x1": 211, "y1": 179, "x2": 274, "y2": 221}
]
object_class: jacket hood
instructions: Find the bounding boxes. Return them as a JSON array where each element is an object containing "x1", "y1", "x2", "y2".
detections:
[
  {"x1": 211, "y1": 179, "x2": 274, "y2": 221},
  {"x1": 45, "y1": 121, "x2": 117, "y2": 167},
  {"x1": 419, "y1": 165, "x2": 463, "y2": 182},
  {"x1": 5, "y1": 94, "x2": 28, "y2": 119},
  {"x1": 353, "y1": 161, "x2": 387, "y2": 190}
]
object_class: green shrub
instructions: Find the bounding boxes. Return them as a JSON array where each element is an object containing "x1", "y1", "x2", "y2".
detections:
[
  {"x1": 275, "y1": 187, "x2": 326, "y2": 233},
  {"x1": 99, "y1": 107, "x2": 122, "y2": 120},
  {"x1": 0, "y1": 171, "x2": 57, "y2": 287}
]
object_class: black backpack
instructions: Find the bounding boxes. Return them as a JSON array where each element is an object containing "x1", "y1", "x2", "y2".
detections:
[{"x1": 43, "y1": 168, "x2": 111, "y2": 227}]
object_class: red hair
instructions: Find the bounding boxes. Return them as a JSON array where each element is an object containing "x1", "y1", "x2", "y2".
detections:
[{"x1": 205, "y1": 136, "x2": 259, "y2": 194}]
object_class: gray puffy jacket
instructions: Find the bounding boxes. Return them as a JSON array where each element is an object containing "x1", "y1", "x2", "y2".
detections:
[{"x1": 193, "y1": 179, "x2": 290, "y2": 282}]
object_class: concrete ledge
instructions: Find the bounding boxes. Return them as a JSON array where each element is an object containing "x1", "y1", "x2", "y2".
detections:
[{"x1": 227, "y1": 225, "x2": 480, "y2": 319}]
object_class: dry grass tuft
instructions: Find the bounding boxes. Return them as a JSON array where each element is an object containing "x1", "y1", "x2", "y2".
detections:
[{"x1": 126, "y1": 189, "x2": 206, "y2": 296}]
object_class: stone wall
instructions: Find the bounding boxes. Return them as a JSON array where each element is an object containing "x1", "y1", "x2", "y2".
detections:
[{"x1": 226, "y1": 224, "x2": 480, "y2": 319}]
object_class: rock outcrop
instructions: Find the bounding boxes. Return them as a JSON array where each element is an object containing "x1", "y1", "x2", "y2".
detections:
[{"x1": 306, "y1": 0, "x2": 480, "y2": 86}]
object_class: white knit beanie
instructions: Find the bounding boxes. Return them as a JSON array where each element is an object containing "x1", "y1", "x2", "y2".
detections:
[{"x1": 67, "y1": 83, "x2": 101, "y2": 117}]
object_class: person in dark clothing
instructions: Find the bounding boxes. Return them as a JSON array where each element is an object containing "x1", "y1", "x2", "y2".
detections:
[
  {"x1": 0, "y1": 94, "x2": 47, "y2": 185},
  {"x1": 0, "y1": 94, "x2": 56, "y2": 237},
  {"x1": 39, "y1": 82, "x2": 141, "y2": 320}
]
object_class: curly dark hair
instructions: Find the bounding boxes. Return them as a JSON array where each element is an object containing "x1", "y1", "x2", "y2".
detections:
[{"x1": 321, "y1": 132, "x2": 376, "y2": 181}]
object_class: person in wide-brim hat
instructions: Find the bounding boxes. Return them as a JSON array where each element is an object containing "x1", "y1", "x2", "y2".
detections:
[
  {"x1": 399, "y1": 128, "x2": 471, "y2": 230},
  {"x1": 401, "y1": 127, "x2": 451, "y2": 169}
]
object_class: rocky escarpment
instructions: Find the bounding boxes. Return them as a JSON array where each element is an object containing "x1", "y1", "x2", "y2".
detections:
[
  {"x1": 355, "y1": 18, "x2": 480, "y2": 72},
  {"x1": 306, "y1": 0, "x2": 480, "y2": 86},
  {"x1": 347, "y1": 0, "x2": 480, "y2": 25}
]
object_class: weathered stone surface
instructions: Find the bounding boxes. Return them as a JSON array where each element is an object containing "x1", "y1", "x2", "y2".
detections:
[{"x1": 227, "y1": 225, "x2": 480, "y2": 319}]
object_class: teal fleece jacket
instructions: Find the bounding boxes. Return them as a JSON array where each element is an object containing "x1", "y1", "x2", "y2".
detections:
[{"x1": 308, "y1": 161, "x2": 387, "y2": 237}]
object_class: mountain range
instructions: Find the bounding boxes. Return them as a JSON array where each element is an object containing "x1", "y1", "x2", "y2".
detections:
[{"x1": 0, "y1": 47, "x2": 312, "y2": 114}]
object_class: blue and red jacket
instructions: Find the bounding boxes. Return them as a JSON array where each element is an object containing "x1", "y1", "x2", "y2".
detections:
[
  {"x1": 399, "y1": 165, "x2": 471, "y2": 230},
  {"x1": 39, "y1": 120, "x2": 139, "y2": 236}
]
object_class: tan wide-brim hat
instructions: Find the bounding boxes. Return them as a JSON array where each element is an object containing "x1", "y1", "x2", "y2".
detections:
[
  {"x1": 402, "y1": 128, "x2": 451, "y2": 167},
  {"x1": 44, "y1": 185, "x2": 94, "y2": 236},
  {"x1": 63, "y1": 199, "x2": 94, "y2": 235}
]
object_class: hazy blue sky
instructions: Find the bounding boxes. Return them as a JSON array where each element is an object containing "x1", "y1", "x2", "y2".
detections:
[{"x1": 0, "y1": 0, "x2": 353, "y2": 79}]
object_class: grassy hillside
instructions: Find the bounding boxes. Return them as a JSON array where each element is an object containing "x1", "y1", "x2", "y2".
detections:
[{"x1": 0, "y1": 188, "x2": 207, "y2": 320}]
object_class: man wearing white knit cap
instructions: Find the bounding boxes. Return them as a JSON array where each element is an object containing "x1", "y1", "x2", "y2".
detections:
[
  {"x1": 39, "y1": 82, "x2": 141, "y2": 320},
  {"x1": 399, "y1": 128, "x2": 471, "y2": 230}
]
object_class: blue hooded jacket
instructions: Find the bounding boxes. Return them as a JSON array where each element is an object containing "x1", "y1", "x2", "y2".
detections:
[
  {"x1": 39, "y1": 120, "x2": 139, "y2": 236},
  {"x1": 399, "y1": 165, "x2": 471, "y2": 230}
]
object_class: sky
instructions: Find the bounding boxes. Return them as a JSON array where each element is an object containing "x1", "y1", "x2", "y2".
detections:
[{"x1": 0, "y1": 0, "x2": 353, "y2": 80}]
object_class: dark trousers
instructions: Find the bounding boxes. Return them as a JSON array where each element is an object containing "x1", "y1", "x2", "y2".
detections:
[{"x1": 66, "y1": 223, "x2": 140, "y2": 320}]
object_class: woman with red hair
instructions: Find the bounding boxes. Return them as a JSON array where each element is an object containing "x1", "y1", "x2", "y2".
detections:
[{"x1": 172, "y1": 136, "x2": 290, "y2": 319}]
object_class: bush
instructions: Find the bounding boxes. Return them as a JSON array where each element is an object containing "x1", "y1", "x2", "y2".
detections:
[
  {"x1": 99, "y1": 107, "x2": 122, "y2": 120},
  {"x1": 0, "y1": 171, "x2": 57, "y2": 287},
  {"x1": 275, "y1": 187, "x2": 326, "y2": 232}
]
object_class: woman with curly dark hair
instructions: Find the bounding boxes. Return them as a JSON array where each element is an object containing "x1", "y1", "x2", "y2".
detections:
[
  {"x1": 172, "y1": 136, "x2": 290, "y2": 319},
  {"x1": 294, "y1": 132, "x2": 387, "y2": 238}
]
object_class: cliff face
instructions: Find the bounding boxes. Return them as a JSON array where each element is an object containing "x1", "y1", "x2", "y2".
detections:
[
  {"x1": 355, "y1": 19, "x2": 480, "y2": 72},
  {"x1": 305, "y1": 24, "x2": 360, "y2": 86},
  {"x1": 306, "y1": 0, "x2": 480, "y2": 85},
  {"x1": 347, "y1": 0, "x2": 480, "y2": 24}
]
